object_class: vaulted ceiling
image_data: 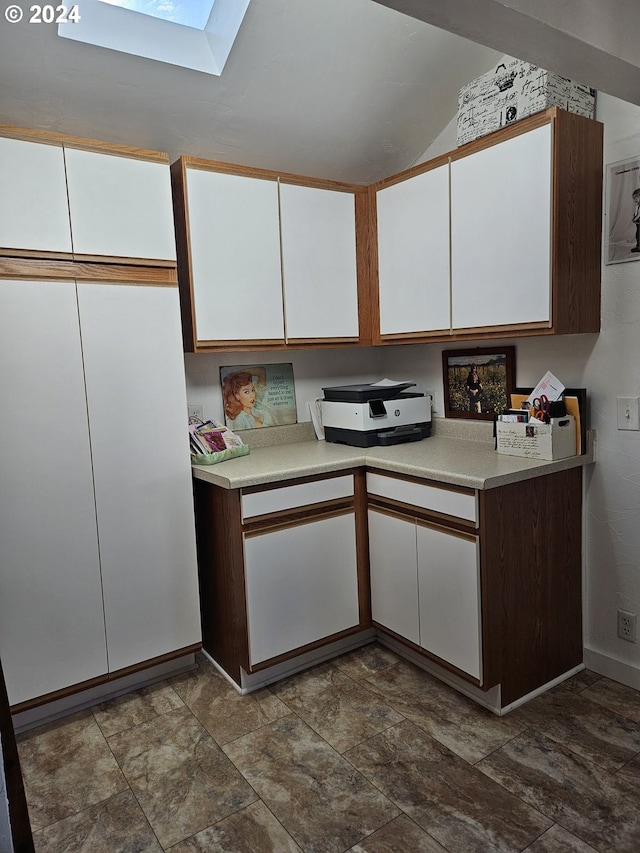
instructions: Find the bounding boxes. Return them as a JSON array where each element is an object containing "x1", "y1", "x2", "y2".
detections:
[{"x1": 0, "y1": 0, "x2": 635, "y2": 183}]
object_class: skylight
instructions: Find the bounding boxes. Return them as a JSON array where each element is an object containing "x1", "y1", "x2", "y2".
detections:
[
  {"x1": 58, "y1": 0, "x2": 250, "y2": 76},
  {"x1": 98, "y1": 0, "x2": 215, "y2": 31}
]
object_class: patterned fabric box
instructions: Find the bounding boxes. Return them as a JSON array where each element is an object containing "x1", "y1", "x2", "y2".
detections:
[{"x1": 457, "y1": 57, "x2": 596, "y2": 146}]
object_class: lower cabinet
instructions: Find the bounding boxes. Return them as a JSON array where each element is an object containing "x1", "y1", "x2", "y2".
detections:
[
  {"x1": 194, "y1": 459, "x2": 583, "y2": 709},
  {"x1": 368, "y1": 507, "x2": 480, "y2": 680},
  {"x1": 368, "y1": 509, "x2": 419, "y2": 646},
  {"x1": 416, "y1": 524, "x2": 480, "y2": 681},
  {"x1": 0, "y1": 275, "x2": 201, "y2": 708},
  {"x1": 367, "y1": 468, "x2": 583, "y2": 708},
  {"x1": 244, "y1": 513, "x2": 359, "y2": 665},
  {"x1": 194, "y1": 471, "x2": 367, "y2": 686}
]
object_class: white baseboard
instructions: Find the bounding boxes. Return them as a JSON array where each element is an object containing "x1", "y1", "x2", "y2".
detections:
[
  {"x1": 12, "y1": 654, "x2": 198, "y2": 733},
  {"x1": 583, "y1": 648, "x2": 640, "y2": 690}
]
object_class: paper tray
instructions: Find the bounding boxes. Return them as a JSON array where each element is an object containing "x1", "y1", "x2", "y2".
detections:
[{"x1": 322, "y1": 382, "x2": 416, "y2": 402}]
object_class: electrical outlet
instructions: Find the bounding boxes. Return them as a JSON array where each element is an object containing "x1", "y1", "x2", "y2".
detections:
[
  {"x1": 187, "y1": 403, "x2": 203, "y2": 422},
  {"x1": 617, "y1": 609, "x2": 637, "y2": 643}
]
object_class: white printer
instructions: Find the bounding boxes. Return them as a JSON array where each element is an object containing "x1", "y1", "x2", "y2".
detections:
[{"x1": 321, "y1": 382, "x2": 432, "y2": 447}]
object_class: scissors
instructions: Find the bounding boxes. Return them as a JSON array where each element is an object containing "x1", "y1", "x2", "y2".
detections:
[{"x1": 532, "y1": 395, "x2": 550, "y2": 422}]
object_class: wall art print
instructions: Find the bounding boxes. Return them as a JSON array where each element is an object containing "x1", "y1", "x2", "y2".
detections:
[
  {"x1": 220, "y1": 363, "x2": 297, "y2": 430},
  {"x1": 605, "y1": 155, "x2": 640, "y2": 264}
]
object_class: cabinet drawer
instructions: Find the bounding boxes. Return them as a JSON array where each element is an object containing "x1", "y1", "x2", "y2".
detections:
[
  {"x1": 242, "y1": 474, "x2": 354, "y2": 520},
  {"x1": 367, "y1": 472, "x2": 477, "y2": 524}
]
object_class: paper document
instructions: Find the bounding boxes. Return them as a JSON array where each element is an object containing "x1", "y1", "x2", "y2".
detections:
[
  {"x1": 371, "y1": 378, "x2": 414, "y2": 388},
  {"x1": 308, "y1": 399, "x2": 325, "y2": 440},
  {"x1": 526, "y1": 371, "x2": 565, "y2": 403}
]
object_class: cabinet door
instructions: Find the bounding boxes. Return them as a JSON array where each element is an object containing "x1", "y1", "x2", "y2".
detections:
[
  {"x1": 0, "y1": 279, "x2": 107, "y2": 705},
  {"x1": 0, "y1": 137, "x2": 73, "y2": 256},
  {"x1": 450, "y1": 123, "x2": 552, "y2": 330},
  {"x1": 417, "y1": 524, "x2": 481, "y2": 680},
  {"x1": 244, "y1": 512, "x2": 359, "y2": 665},
  {"x1": 77, "y1": 283, "x2": 201, "y2": 673},
  {"x1": 279, "y1": 183, "x2": 359, "y2": 340},
  {"x1": 64, "y1": 147, "x2": 176, "y2": 262},
  {"x1": 368, "y1": 509, "x2": 420, "y2": 645},
  {"x1": 186, "y1": 168, "x2": 285, "y2": 344},
  {"x1": 376, "y1": 164, "x2": 450, "y2": 335}
]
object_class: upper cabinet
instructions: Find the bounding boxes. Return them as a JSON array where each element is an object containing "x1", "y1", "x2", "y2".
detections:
[
  {"x1": 172, "y1": 158, "x2": 369, "y2": 352},
  {"x1": 0, "y1": 128, "x2": 177, "y2": 266},
  {"x1": 376, "y1": 162, "x2": 450, "y2": 337},
  {"x1": 64, "y1": 147, "x2": 176, "y2": 263},
  {"x1": 450, "y1": 123, "x2": 552, "y2": 331},
  {"x1": 372, "y1": 108, "x2": 603, "y2": 343},
  {"x1": 0, "y1": 136, "x2": 73, "y2": 257}
]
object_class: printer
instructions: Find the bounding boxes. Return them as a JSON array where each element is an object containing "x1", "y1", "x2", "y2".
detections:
[{"x1": 321, "y1": 382, "x2": 432, "y2": 447}]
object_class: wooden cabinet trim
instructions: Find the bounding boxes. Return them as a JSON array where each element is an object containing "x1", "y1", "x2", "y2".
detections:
[
  {"x1": 365, "y1": 467, "x2": 476, "y2": 497},
  {"x1": 176, "y1": 155, "x2": 366, "y2": 194},
  {"x1": 0, "y1": 125, "x2": 170, "y2": 163},
  {"x1": 367, "y1": 495, "x2": 477, "y2": 534},
  {"x1": 0, "y1": 258, "x2": 177, "y2": 285},
  {"x1": 242, "y1": 469, "x2": 358, "y2": 495},
  {"x1": 243, "y1": 503, "x2": 354, "y2": 536},
  {"x1": 9, "y1": 644, "x2": 201, "y2": 715}
]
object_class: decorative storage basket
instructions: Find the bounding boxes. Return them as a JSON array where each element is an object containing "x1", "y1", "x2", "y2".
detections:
[
  {"x1": 496, "y1": 415, "x2": 576, "y2": 461},
  {"x1": 457, "y1": 57, "x2": 596, "y2": 147}
]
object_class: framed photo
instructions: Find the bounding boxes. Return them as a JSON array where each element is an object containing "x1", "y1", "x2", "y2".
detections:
[
  {"x1": 443, "y1": 347, "x2": 515, "y2": 420},
  {"x1": 605, "y1": 155, "x2": 640, "y2": 264},
  {"x1": 220, "y1": 363, "x2": 297, "y2": 430}
]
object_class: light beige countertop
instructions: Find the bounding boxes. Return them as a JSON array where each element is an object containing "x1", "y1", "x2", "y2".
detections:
[{"x1": 191, "y1": 419, "x2": 595, "y2": 491}]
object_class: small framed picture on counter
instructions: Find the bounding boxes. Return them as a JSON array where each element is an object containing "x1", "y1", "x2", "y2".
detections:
[{"x1": 443, "y1": 346, "x2": 515, "y2": 420}]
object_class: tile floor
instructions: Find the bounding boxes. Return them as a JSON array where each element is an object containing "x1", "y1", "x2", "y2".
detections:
[{"x1": 16, "y1": 643, "x2": 640, "y2": 853}]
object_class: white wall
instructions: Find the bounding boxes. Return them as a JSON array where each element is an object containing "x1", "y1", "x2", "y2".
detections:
[{"x1": 184, "y1": 347, "x2": 385, "y2": 425}]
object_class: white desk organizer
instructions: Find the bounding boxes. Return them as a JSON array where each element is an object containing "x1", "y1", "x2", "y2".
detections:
[{"x1": 496, "y1": 415, "x2": 576, "y2": 460}]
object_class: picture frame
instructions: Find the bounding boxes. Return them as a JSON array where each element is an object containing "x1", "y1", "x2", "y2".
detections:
[
  {"x1": 442, "y1": 347, "x2": 515, "y2": 420},
  {"x1": 605, "y1": 155, "x2": 640, "y2": 264},
  {"x1": 220, "y1": 363, "x2": 297, "y2": 430}
]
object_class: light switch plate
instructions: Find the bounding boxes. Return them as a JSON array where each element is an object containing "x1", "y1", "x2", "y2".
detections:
[{"x1": 617, "y1": 397, "x2": 640, "y2": 430}]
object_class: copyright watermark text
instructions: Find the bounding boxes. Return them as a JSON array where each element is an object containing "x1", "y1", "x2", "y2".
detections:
[{"x1": 4, "y1": 4, "x2": 81, "y2": 23}]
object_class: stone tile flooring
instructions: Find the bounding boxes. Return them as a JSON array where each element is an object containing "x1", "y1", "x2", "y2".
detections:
[{"x1": 16, "y1": 644, "x2": 640, "y2": 852}]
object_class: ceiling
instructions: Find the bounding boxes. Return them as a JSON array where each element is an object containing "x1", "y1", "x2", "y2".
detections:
[
  {"x1": 0, "y1": 0, "x2": 501, "y2": 183},
  {"x1": 1, "y1": 0, "x2": 636, "y2": 184}
]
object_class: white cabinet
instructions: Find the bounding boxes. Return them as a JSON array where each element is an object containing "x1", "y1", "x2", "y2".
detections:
[
  {"x1": 0, "y1": 279, "x2": 107, "y2": 705},
  {"x1": 279, "y1": 182, "x2": 359, "y2": 340},
  {"x1": 185, "y1": 168, "x2": 284, "y2": 344},
  {"x1": 0, "y1": 137, "x2": 73, "y2": 256},
  {"x1": 376, "y1": 164, "x2": 450, "y2": 336},
  {"x1": 175, "y1": 159, "x2": 364, "y2": 350},
  {"x1": 450, "y1": 123, "x2": 552, "y2": 330},
  {"x1": 368, "y1": 509, "x2": 420, "y2": 645},
  {"x1": 417, "y1": 524, "x2": 481, "y2": 680},
  {"x1": 0, "y1": 132, "x2": 177, "y2": 264},
  {"x1": 77, "y1": 283, "x2": 201, "y2": 672},
  {"x1": 367, "y1": 473, "x2": 481, "y2": 680},
  {"x1": 64, "y1": 148, "x2": 177, "y2": 262},
  {"x1": 244, "y1": 512, "x2": 360, "y2": 665},
  {"x1": 372, "y1": 109, "x2": 602, "y2": 342},
  {"x1": 0, "y1": 278, "x2": 200, "y2": 706}
]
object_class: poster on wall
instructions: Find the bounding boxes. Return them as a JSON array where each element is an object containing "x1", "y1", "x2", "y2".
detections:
[
  {"x1": 605, "y1": 155, "x2": 640, "y2": 264},
  {"x1": 220, "y1": 363, "x2": 297, "y2": 429}
]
